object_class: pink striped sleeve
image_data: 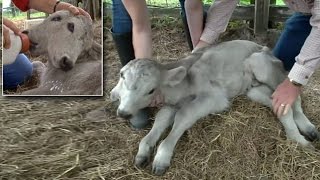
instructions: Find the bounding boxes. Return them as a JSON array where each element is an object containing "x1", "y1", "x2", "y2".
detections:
[
  {"x1": 200, "y1": 0, "x2": 239, "y2": 44},
  {"x1": 288, "y1": 0, "x2": 320, "y2": 85}
]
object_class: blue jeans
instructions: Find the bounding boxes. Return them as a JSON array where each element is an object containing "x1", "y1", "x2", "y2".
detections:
[
  {"x1": 111, "y1": 0, "x2": 132, "y2": 34},
  {"x1": 273, "y1": 13, "x2": 312, "y2": 71},
  {"x1": 111, "y1": 0, "x2": 188, "y2": 34},
  {"x1": 3, "y1": 54, "x2": 33, "y2": 90}
]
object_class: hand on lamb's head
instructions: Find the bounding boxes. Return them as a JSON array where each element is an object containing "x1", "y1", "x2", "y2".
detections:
[{"x1": 54, "y1": 1, "x2": 91, "y2": 21}]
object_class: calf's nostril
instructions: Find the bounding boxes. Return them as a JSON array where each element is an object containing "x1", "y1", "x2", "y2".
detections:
[
  {"x1": 59, "y1": 56, "x2": 73, "y2": 71},
  {"x1": 118, "y1": 110, "x2": 132, "y2": 119}
]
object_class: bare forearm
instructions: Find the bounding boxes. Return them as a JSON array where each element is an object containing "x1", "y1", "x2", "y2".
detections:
[
  {"x1": 28, "y1": 0, "x2": 57, "y2": 13},
  {"x1": 123, "y1": 0, "x2": 152, "y2": 59},
  {"x1": 185, "y1": 0, "x2": 203, "y2": 48},
  {"x1": 201, "y1": 0, "x2": 239, "y2": 44},
  {"x1": 132, "y1": 27, "x2": 152, "y2": 59},
  {"x1": 29, "y1": 0, "x2": 75, "y2": 14}
]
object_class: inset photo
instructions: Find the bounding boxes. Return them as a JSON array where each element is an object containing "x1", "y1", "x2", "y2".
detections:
[{"x1": 2, "y1": 0, "x2": 103, "y2": 96}]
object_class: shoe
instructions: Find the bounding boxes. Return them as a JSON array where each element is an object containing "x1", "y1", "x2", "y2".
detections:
[{"x1": 111, "y1": 29, "x2": 135, "y2": 66}]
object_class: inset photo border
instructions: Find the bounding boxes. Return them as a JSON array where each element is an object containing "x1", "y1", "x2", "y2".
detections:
[{"x1": 2, "y1": 0, "x2": 103, "y2": 96}]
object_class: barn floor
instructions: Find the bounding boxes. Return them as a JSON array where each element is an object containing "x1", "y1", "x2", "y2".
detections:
[{"x1": 1, "y1": 16, "x2": 320, "y2": 179}]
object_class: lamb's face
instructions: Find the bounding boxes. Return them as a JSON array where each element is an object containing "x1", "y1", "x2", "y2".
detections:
[
  {"x1": 110, "y1": 59, "x2": 161, "y2": 119},
  {"x1": 25, "y1": 10, "x2": 93, "y2": 71}
]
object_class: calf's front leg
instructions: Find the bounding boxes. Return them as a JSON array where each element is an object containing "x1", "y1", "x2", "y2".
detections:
[
  {"x1": 152, "y1": 92, "x2": 229, "y2": 175},
  {"x1": 135, "y1": 106, "x2": 176, "y2": 168}
]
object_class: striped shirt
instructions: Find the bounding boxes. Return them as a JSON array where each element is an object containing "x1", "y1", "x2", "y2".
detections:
[{"x1": 201, "y1": 0, "x2": 320, "y2": 85}]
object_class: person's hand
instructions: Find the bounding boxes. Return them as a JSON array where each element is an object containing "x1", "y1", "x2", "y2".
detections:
[
  {"x1": 3, "y1": 18, "x2": 21, "y2": 49},
  {"x1": 271, "y1": 78, "x2": 301, "y2": 118},
  {"x1": 3, "y1": 25, "x2": 11, "y2": 49},
  {"x1": 56, "y1": 2, "x2": 91, "y2": 20},
  {"x1": 149, "y1": 89, "x2": 165, "y2": 108},
  {"x1": 192, "y1": 40, "x2": 210, "y2": 53}
]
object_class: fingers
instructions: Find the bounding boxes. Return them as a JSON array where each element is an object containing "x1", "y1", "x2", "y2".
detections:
[
  {"x1": 78, "y1": 7, "x2": 92, "y2": 20},
  {"x1": 277, "y1": 103, "x2": 285, "y2": 118},
  {"x1": 272, "y1": 95, "x2": 278, "y2": 115},
  {"x1": 68, "y1": 5, "x2": 80, "y2": 15},
  {"x1": 283, "y1": 104, "x2": 290, "y2": 116},
  {"x1": 67, "y1": 5, "x2": 92, "y2": 21},
  {"x1": 3, "y1": 26, "x2": 11, "y2": 49},
  {"x1": 57, "y1": 3, "x2": 92, "y2": 21},
  {"x1": 272, "y1": 96, "x2": 292, "y2": 118},
  {"x1": 3, "y1": 18, "x2": 21, "y2": 35}
]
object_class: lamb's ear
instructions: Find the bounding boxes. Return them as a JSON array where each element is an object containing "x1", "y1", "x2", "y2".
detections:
[{"x1": 163, "y1": 66, "x2": 187, "y2": 87}]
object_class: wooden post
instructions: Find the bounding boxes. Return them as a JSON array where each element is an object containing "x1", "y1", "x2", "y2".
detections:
[
  {"x1": 269, "y1": 0, "x2": 276, "y2": 28},
  {"x1": 254, "y1": 0, "x2": 270, "y2": 34},
  {"x1": 249, "y1": 0, "x2": 255, "y2": 28}
]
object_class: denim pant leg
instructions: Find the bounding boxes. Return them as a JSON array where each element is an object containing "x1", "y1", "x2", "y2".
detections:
[
  {"x1": 273, "y1": 13, "x2": 312, "y2": 71},
  {"x1": 3, "y1": 53, "x2": 33, "y2": 90},
  {"x1": 111, "y1": 0, "x2": 132, "y2": 34}
]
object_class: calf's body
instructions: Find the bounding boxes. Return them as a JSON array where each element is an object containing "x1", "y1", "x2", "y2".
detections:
[{"x1": 110, "y1": 40, "x2": 319, "y2": 175}]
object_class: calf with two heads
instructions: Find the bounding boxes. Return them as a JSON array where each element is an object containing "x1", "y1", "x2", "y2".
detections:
[
  {"x1": 110, "y1": 40, "x2": 320, "y2": 175},
  {"x1": 21, "y1": 10, "x2": 102, "y2": 95}
]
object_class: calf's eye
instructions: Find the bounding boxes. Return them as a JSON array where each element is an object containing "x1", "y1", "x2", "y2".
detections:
[
  {"x1": 148, "y1": 89, "x2": 155, "y2": 95},
  {"x1": 67, "y1": 23, "x2": 74, "y2": 33},
  {"x1": 51, "y1": 16, "x2": 62, "y2": 21}
]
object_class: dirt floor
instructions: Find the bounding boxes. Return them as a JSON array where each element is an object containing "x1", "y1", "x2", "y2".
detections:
[{"x1": 1, "y1": 15, "x2": 320, "y2": 180}]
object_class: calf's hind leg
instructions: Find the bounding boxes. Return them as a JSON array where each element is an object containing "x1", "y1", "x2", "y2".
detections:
[
  {"x1": 292, "y1": 96, "x2": 320, "y2": 141},
  {"x1": 247, "y1": 85, "x2": 311, "y2": 147}
]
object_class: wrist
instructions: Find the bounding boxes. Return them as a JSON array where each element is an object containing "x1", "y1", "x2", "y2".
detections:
[{"x1": 288, "y1": 78, "x2": 303, "y2": 87}]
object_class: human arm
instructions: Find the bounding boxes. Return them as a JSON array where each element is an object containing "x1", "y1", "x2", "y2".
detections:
[
  {"x1": 193, "y1": 0, "x2": 239, "y2": 51},
  {"x1": 3, "y1": 18, "x2": 21, "y2": 49},
  {"x1": 122, "y1": 0, "x2": 152, "y2": 59},
  {"x1": 272, "y1": 1, "x2": 320, "y2": 116},
  {"x1": 185, "y1": 0, "x2": 204, "y2": 48},
  {"x1": 12, "y1": 0, "x2": 90, "y2": 18}
]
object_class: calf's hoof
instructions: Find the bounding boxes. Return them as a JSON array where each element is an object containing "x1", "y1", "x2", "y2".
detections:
[
  {"x1": 134, "y1": 155, "x2": 150, "y2": 168},
  {"x1": 152, "y1": 165, "x2": 169, "y2": 176},
  {"x1": 301, "y1": 127, "x2": 320, "y2": 142}
]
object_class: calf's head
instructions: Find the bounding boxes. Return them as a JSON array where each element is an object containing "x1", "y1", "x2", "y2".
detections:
[
  {"x1": 110, "y1": 59, "x2": 187, "y2": 119},
  {"x1": 24, "y1": 10, "x2": 93, "y2": 71}
]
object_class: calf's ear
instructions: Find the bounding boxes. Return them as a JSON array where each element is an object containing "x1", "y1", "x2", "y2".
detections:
[{"x1": 163, "y1": 66, "x2": 187, "y2": 87}]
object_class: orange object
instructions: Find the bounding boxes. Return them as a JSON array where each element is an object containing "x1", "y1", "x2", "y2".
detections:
[{"x1": 18, "y1": 33, "x2": 30, "y2": 53}]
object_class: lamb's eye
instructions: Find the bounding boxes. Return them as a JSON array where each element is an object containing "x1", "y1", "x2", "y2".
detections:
[
  {"x1": 67, "y1": 22, "x2": 74, "y2": 33},
  {"x1": 148, "y1": 89, "x2": 155, "y2": 95},
  {"x1": 51, "y1": 16, "x2": 61, "y2": 21}
]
